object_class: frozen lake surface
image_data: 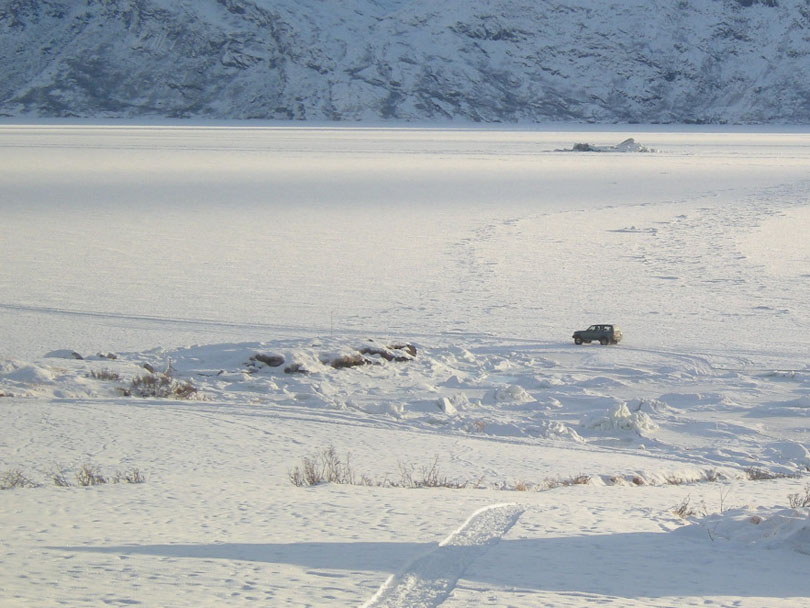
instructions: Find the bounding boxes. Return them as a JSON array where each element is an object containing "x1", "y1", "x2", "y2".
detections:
[
  {"x1": 2, "y1": 124, "x2": 810, "y2": 607},
  {"x1": 2, "y1": 125, "x2": 810, "y2": 362}
]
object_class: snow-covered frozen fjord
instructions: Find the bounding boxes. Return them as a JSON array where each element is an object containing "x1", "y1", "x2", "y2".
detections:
[{"x1": 2, "y1": 125, "x2": 810, "y2": 607}]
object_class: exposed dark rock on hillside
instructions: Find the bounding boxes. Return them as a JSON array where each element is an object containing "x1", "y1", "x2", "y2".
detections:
[{"x1": 2, "y1": 0, "x2": 809, "y2": 123}]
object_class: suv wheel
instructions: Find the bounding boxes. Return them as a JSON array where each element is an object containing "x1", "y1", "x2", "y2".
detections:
[
  {"x1": 574, "y1": 337, "x2": 583, "y2": 345},
  {"x1": 599, "y1": 337, "x2": 608, "y2": 345}
]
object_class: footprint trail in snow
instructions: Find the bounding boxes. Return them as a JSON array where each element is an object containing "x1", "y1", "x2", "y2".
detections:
[{"x1": 362, "y1": 503, "x2": 525, "y2": 608}]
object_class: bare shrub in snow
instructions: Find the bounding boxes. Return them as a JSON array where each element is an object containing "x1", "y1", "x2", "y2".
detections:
[
  {"x1": 1, "y1": 468, "x2": 40, "y2": 490},
  {"x1": 745, "y1": 466, "x2": 797, "y2": 481},
  {"x1": 52, "y1": 469, "x2": 71, "y2": 487},
  {"x1": 289, "y1": 445, "x2": 356, "y2": 487},
  {"x1": 704, "y1": 468, "x2": 721, "y2": 482},
  {"x1": 289, "y1": 456, "x2": 323, "y2": 487},
  {"x1": 112, "y1": 468, "x2": 147, "y2": 484},
  {"x1": 321, "y1": 445, "x2": 355, "y2": 484},
  {"x1": 788, "y1": 484, "x2": 810, "y2": 508},
  {"x1": 397, "y1": 455, "x2": 467, "y2": 489},
  {"x1": 545, "y1": 474, "x2": 591, "y2": 489},
  {"x1": 121, "y1": 372, "x2": 197, "y2": 399},
  {"x1": 289, "y1": 449, "x2": 465, "y2": 489},
  {"x1": 672, "y1": 496, "x2": 706, "y2": 519},
  {"x1": 87, "y1": 369, "x2": 121, "y2": 381},
  {"x1": 76, "y1": 464, "x2": 107, "y2": 487}
]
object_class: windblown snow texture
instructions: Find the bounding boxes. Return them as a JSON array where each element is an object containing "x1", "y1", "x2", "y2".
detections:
[{"x1": 2, "y1": 0, "x2": 810, "y2": 123}]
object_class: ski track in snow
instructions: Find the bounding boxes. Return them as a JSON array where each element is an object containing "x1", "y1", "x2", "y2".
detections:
[{"x1": 361, "y1": 503, "x2": 525, "y2": 608}]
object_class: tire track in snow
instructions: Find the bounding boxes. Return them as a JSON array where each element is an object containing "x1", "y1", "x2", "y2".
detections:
[{"x1": 361, "y1": 503, "x2": 524, "y2": 608}]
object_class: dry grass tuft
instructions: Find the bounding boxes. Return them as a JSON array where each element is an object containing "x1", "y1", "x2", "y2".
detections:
[
  {"x1": 0, "y1": 468, "x2": 40, "y2": 490},
  {"x1": 672, "y1": 495, "x2": 706, "y2": 519},
  {"x1": 87, "y1": 368, "x2": 121, "y2": 381},
  {"x1": 396, "y1": 455, "x2": 468, "y2": 489},
  {"x1": 289, "y1": 448, "x2": 466, "y2": 489},
  {"x1": 75, "y1": 463, "x2": 107, "y2": 487},
  {"x1": 788, "y1": 484, "x2": 810, "y2": 509},
  {"x1": 745, "y1": 467, "x2": 798, "y2": 481}
]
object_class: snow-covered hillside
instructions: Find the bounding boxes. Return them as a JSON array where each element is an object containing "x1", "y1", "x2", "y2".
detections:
[{"x1": 3, "y1": 0, "x2": 810, "y2": 123}]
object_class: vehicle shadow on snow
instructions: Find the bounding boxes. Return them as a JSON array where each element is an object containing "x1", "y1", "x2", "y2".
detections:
[{"x1": 55, "y1": 531, "x2": 810, "y2": 600}]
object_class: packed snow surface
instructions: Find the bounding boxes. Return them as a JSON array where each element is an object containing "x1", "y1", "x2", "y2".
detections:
[{"x1": 2, "y1": 124, "x2": 810, "y2": 607}]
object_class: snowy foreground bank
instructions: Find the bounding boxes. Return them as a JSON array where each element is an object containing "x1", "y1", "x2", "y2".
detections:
[
  {"x1": 2, "y1": 125, "x2": 810, "y2": 606},
  {"x1": 2, "y1": 336, "x2": 810, "y2": 607}
]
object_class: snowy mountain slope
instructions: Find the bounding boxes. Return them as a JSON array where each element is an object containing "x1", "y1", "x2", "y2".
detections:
[{"x1": 2, "y1": 0, "x2": 810, "y2": 122}]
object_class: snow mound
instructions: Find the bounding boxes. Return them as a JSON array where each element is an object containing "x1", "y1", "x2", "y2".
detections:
[
  {"x1": 778, "y1": 395, "x2": 810, "y2": 408},
  {"x1": 2, "y1": 363, "x2": 56, "y2": 385},
  {"x1": 684, "y1": 507, "x2": 810, "y2": 555},
  {"x1": 765, "y1": 441, "x2": 810, "y2": 469},
  {"x1": 438, "y1": 392, "x2": 473, "y2": 414},
  {"x1": 486, "y1": 384, "x2": 533, "y2": 404},
  {"x1": 582, "y1": 402, "x2": 659, "y2": 434},
  {"x1": 527, "y1": 420, "x2": 584, "y2": 442}
]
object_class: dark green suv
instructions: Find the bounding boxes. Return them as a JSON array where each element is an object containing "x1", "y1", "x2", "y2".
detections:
[{"x1": 572, "y1": 324, "x2": 622, "y2": 345}]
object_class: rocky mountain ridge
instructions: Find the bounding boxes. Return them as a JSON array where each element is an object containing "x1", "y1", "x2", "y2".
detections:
[{"x1": 2, "y1": 0, "x2": 809, "y2": 123}]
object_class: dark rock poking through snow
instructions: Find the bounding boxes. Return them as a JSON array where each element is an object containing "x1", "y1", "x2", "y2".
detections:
[
  {"x1": 564, "y1": 138, "x2": 654, "y2": 153},
  {"x1": 250, "y1": 353, "x2": 285, "y2": 368},
  {"x1": 44, "y1": 350, "x2": 84, "y2": 360}
]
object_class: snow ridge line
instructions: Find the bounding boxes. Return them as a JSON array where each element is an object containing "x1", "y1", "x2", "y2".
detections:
[{"x1": 361, "y1": 503, "x2": 525, "y2": 608}]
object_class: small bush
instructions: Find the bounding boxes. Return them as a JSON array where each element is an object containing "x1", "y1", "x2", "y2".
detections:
[
  {"x1": 788, "y1": 484, "x2": 810, "y2": 508},
  {"x1": 1, "y1": 468, "x2": 40, "y2": 490},
  {"x1": 121, "y1": 372, "x2": 197, "y2": 399},
  {"x1": 704, "y1": 469, "x2": 721, "y2": 482},
  {"x1": 76, "y1": 464, "x2": 107, "y2": 487},
  {"x1": 672, "y1": 495, "x2": 706, "y2": 519},
  {"x1": 289, "y1": 455, "x2": 323, "y2": 487},
  {"x1": 2, "y1": 465, "x2": 145, "y2": 489},
  {"x1": 112, "y1": 468, "x2": 146, "y2": 484},
  {"x1": 289, "y1": 449, "x2": 466, "y2": 489},
  {"x1": 321, "y1": 445, "x2": 355, "y2": 484},
  {"x1": 397, "y1": 455, "x2": 466, "y2": 489},
  {"x1": 745, "y1": 467, "x2": 797, "y2": 481},
  {"x1": 52, "y1": 470, "x2": 71, "y2": 487},
  {"x1": 87, "y1": 369, "x2": 121, "y2": 381},
  {"x1": 289, "y1": 446, "x2": 356, "y2": 487},
  {"x1": 545, "y1": 474, "x2": 591, "y2": 489}
]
